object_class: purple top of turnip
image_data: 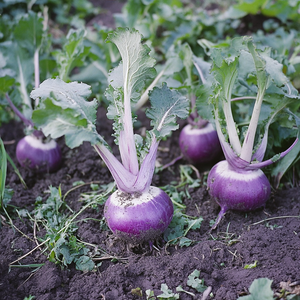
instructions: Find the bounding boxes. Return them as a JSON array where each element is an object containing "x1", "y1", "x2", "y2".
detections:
[{"x1": 204, "y1": 36, "x2": 300, "y2": 228}]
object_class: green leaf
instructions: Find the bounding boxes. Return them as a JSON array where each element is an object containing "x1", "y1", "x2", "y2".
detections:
[
  {"x1": 33, "y1": 99, "x2": 101, "y2": 148},
  {"x1": 175, "y1": 285, "x2": 195, "y2": 297},
  {"x1": 146, "y1": 289, "x2": 155, "y2": 299},
  {"x1": 184, "y1": 217, "x2": 203, "y2": 235},
  {"x1": 105, "y1": 27, "x2": 157, "y2": 176},
  {"x1": 117, "y1": 0, "x2": 145, "y2": 28},
  {"x1": 53, "y1": 29, "x2": 89, "y2": 81},
  {"x1": 233, "y1": 0, "x2": 268, "y2": 15},
  {"x1": 31, "y1": 78, "x2": 96, "y2": 119},
  {"x1": 106, "y1": 27, "x2": 156, "y2": 102},
  {"x1": 0, "y1": 76, "x2": 15, "y2": 95},
  {"x1": 237, "y1": 278, "x2": 274, "y2": 300},
  {"x1": 164, "y1": 210, "x2": 187, "y2": 242},
  {"x1": 260, "y1": 50, "x2": 288, "y2": 87},
  {"x1": 15, "y1": 47, "x2": 34, "y2": 115},
  {"x1": 246, "y1": 41, "x2": 269, "y2": 91},
  {"x1": 220, "y1": 6, "x2": 248, "y2": 19},
  {"x1": 253, "y1": 27, "x2": 295, "y2": 57},
  {"x1": 192, "y1": 55, "x2": 211, "y2": 83},
  {"x1": 60, "y1": 244, "x2": 74, "y2": 265},
  {"x1": 33, "y1": 186, "x2": 96, "y2": 270},
  {"x1": 31, "y1": 78, "x2": 104, "y2": 148},
  {"x1": 163, "y1": 22, "x2": 194, "y2": 52},
  {"x1": 179, "y1": 43, "x2": 193, "y2": 86},
  {"x1": 187, "y1": 269, "x2": 207, "y2": 293},
  {"x1": 34, "y1": 186, "x2": 64, "y2": 222},
  {"x1": 2, "y1": 187, "x2": 13, "y2": 207},
  {"x1": 210, "y1": 53, "x2": 242, "y2": 154},
  {"x1": 211, "y1": 56, "x2": 239, "y2": 103},
  {"x1": 105, "y1": 85, "x2": 124, "y2": 143},
  {"x1": 157, "y1": 284, "x2": 180, "y2": 300},
  {"x1": 195, "y1": 78, "x2": 215, "y2": 122},
  {"x1": 178, "y1": 237, "x2": 194, "y2": 247},
  {"x1": 271, "y1": 139, "x2": 300, "y2": 187},
  {"x1": 13, "y1": 11, "x2": 44, "y2": 52},
  {"x1": 211, "y1": 36, "x2": 249, "y2": 68},
  {"x1": 270, "y1": 109, "x2": 300, "y2": 187},
  {"x1": 147, "y1": 83, "x2": 189, "y2": 139},
  {"x1": 0, "y1": 41, "x2": 34, "y2": 115},
  {"x1": 75, "y1": 255, "x2": 95, "y2": 272}
]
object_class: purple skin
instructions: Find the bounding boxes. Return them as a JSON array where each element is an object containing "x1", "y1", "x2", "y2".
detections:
[
  {"x1": 104, "y1": 186, "x2": 174, "y2": 244},
  {"x1": 207, "y1": 160, "x2": 271, "y2": 229},
  {"x1": 16, "y1": 135, "x2": 62, "y2": 173},
  {"x1": 179, "y1": 123, "x2": 222, "y2": 165}
]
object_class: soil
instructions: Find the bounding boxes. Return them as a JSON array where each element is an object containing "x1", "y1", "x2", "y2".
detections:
[
  {"x1": 1, "y1": 104, "x2": 300, "y2": 300},
  {"x1": 1, "y1": 1, "x2": 300, "y2": 300}
]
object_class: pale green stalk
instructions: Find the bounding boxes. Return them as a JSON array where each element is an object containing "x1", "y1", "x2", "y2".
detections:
[
  {"x1": 240, "y1": 85, "x2": 267, "y2": 162},
  {"x1": 120, "y1": 47, "x2": 139, "y2": 175},
  {"x1": 222, "y1": 66, "x2": 242, "y2": 154},
  {"x1": 17, "y1": 55, "x2": 32, "y2": 117}
]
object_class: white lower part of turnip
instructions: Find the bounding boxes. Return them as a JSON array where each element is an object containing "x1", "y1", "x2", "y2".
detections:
[
  {"x1": 179, "y1": 123, "x2": 221, "y2": 165},
  {"x1": 207, "y1": 160, "x2": 271, "y2": 229},
  {"x1": 104, "y1": 186, "x2": 174, "y2": 244}
]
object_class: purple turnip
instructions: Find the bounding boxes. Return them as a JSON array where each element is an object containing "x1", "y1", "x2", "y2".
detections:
[{"x1": 205, "y1": 37, "x2": 299, "y2": 229}]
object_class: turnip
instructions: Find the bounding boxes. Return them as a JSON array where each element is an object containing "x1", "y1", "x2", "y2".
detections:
[
  {"x1": 141, "y1": 45, "x2": 222, "y2": 167},
  {"x1": 16, "y1": 134, "x2": 62, "y2": 173},
  {"x1": 179, "y1": 50, "x2": 221, "y2": 165},
  {"x1": 104, "y1": 186, "x2": 174, "y2": 243},
  {"x1": 179, "y1": 121, "x2": 220, "y2": 165},
  {"x1": 5, "y1": 94, "x2": 62, "y2": 173},
  {"x1": 205, "y1": 37, "x2": 300, "y2": 229},
  {"x1": 31, "y1": 28, "x2": 189, "y2": 243},
  {"x1": 2, "y1": 12, "x2": 62, "y2": 173}
]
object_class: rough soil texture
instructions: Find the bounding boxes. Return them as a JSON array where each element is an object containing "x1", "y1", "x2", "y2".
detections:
[
  {"x1": 1, "y1": 105, "x2": 300, "y2": 300},
  {"x1": 1, "y1": 1, "x2": 300, "y2": 300}
]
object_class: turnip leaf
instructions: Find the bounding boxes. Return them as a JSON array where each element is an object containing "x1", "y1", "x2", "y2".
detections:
[
  {"x1": 31, "y1": 78, "x2": 97, "y2": 123},
  {"x1": 146, "y1": 83, "x2": 189, "y2": 139},
  {"x1": 31, "y1": 28, "x2": 188, "y2": 194},
  {"x1": 211, "y1": 56, "x2": 241, "y2": 154},
  {"x1": 106, "y1": 27, "x2": 156, "y2": 175},
  {"x1": 208, "y1": 37, "x2": 300, "y2": 172},
  {"x1": 31, "y1": 79, "x2": 103, "y2": 148},
  {"x1": 187, "y1": 269, "x2": 207, "y2": 293},
  {"x1": 15, "y1": 48, "x2": 34, "y2": 116},
  {"x1": 192, "y1": 55, "x2": 211, "y2": 84},
  {"x1": 33, "y1": 99, "x2": 102, "y2": 148},
  {"x1": 53, "y1": 29, "x2": 89, "y2": 82},
  {"x1": 13, "y1": 11, "x2": 44, "y2": 52},
  {"x1": 0, "y1": 41, "x2": 33, "y2": 116},
  {"x1": 107, "y1": 27, "x2": 156, "y2": 103},
  {"x1": 0, "y1": 76, "x2": 15, "y2": 95},
  {"x1": 237, "y1": 278, "x2": 274, "y2": 300}
]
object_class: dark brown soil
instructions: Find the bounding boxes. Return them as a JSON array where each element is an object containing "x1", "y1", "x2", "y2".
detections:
[
  {"x1": 87, "y1": 0, "x2": 125, "y2": 28},
  {"x1": 0, "y1": 104, "x2": 300, "y2": 300}
]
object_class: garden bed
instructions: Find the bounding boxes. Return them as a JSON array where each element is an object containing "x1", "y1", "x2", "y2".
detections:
[
  {"x1": 0, "y1": 105, "x2": 300, "y2": 300},
  {"x1": 1, "y1": 1, "x2": 300, "y2": 300}
]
